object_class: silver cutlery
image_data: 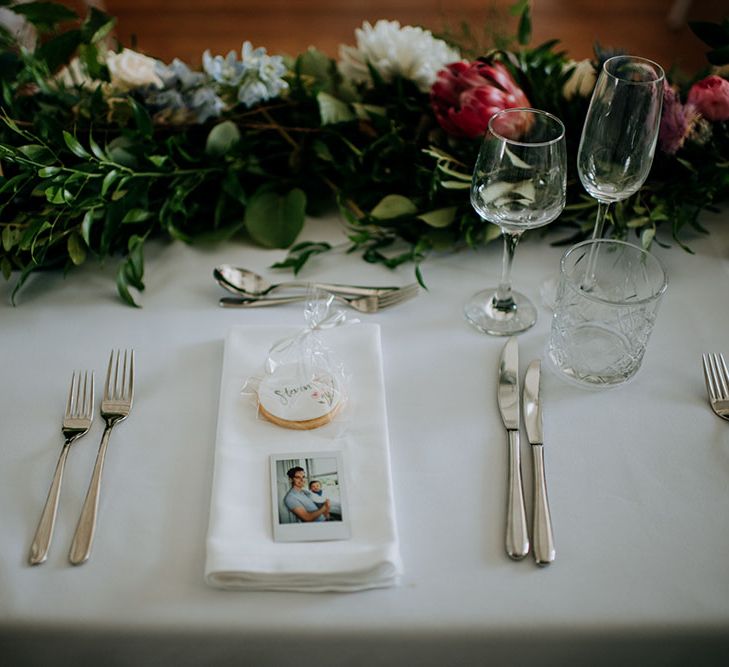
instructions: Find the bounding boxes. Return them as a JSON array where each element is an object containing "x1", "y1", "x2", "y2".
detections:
[
  {"x1": 214, "y1": 265, "x2": 402, "y2": 298},
  {"x1": 523, "y1": 360, "x2": 556, "y2": 566},
  {"x1": 29, "y1": 371, "x2": 95, "y2": 566},
  {"x1": 497, "y1": 336, "x2": 529, "y2": 560},
  {"x1": 702, "y1": 353, "x2": 729, "y2": 421},
  {"x1": 219, "y1": 283, "x2": 420, "y2": 313},
  {"x1": 69, "y1": 350, "x2": 134, "y2": 565}
]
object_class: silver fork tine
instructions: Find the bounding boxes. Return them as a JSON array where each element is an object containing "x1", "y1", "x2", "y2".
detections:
[
  {"x1": 702, "y1": 354, "x2": 716, "y2": 400},
  {"x1": 714, "y1": 354, "x2": 729, "y2": 400},
  {"x1": 702, "y1": 353, "x2": 729, "y2": 421},
  {"x1": 378, "y1": 285, "x2": 419, "y2": 307},
  {"x1": 105, "y1": 351, "x2": 113, "y2": 400},
  {"x1": 128, "y1": 350, "x2": 135, "y2": 401},
  {"x1": 709, "y1": 354, "x2": 722, "y2": 400},
  {"x1": 84, "y1": 371, "x2": 95, "y2": 418},
  {"x1": 66, "y1": 371, "x2": 76, "y2": 418}
]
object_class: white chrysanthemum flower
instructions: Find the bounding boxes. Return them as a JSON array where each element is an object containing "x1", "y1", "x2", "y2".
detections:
[{"x1": 338, "y1": 20, "x2": 460, "y2": 93}]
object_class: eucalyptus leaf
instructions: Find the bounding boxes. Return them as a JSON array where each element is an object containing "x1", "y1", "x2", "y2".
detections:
[
  {"x1": 19, "y1": 144, "x2": 55, "y2": 164},
  {"x1": 371, "y1": 194, "x2": 417, "y2": 220},
  {"x1": 122, "y1": 209, "x2": 152, "y2": 224},
  {"x1": 1, "y1": 257, "x2": 11, "y2": 280},
  {"x1": 38, "y1": 166, "x2": 61, "y2": 178},
  {"x1": 317, "y1": 92, "x2": 356, "y2": 125},
  {"x1": 440, "y1": 180, "x2": 471, "y2": 190},
  {"x1": 63, "y1": 131, "x2": 90, "y2": 159},
  {"x1": 101, "y1": 170, "x2": 118, "y2": 196},
  {"x1": 206, "y1": 121, "x2": 241, "y2": 157},
  {"x1": 641, "y1": 228, "x2": 655, "y2": 249},
  {"x1": 45, "y1": 186, "x2": 72, "y2": 204},
  {"x1": 417, "y1": 207, "x2": 458, "y2": 228},
  {"x1": 245, "y1": 188, "x2": 306, "y2": 248},
  {"x1": 67, "y1": 232, "x2": 86, "y2": 265},
  {"x1": 88, "y1": 133, "x2": 107, "y2": 161},
  {"x1": 81, "y1": 208, "x2": 95, "y2": 245},
  {"x1": 2, "y1": 224, "x2": 20, "y2": 251}
]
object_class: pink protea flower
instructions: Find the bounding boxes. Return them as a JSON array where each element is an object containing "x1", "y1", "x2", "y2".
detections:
[
  {"x1": 430, "y1": 61, "x2": 531, "y2": 139},
  {"x1": 686, "y1": 75, "x2": 729, "y2": 122},
  {"x1": 658, "y1": 82, "x2": 699, "y2": 155}
]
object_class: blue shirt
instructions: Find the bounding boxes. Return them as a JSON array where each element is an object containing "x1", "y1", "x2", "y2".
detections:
[{"x1": 283, "y1": 488, "x2": 325, "y2": 522}]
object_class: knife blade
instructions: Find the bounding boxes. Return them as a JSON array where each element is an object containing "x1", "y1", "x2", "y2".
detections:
[
  {"x1": 523, "y1": 359, "x2": 556, "y2": 566},
  {"x1": 497, "y1": 337, "x2": 529, "y2": 560}
]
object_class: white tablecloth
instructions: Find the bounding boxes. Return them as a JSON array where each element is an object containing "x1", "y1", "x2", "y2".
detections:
[{"x1": 1, "y1": 212, "x2": 728, "y2": 665}]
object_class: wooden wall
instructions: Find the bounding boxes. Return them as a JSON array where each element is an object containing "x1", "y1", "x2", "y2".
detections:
[{"x1": 74, "y1": 1, "x2": 729, "y2": 73}]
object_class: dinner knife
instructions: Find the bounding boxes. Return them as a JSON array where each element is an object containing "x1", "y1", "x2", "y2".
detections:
[
  {"x1": 523, "y1": 359, "x2": 556, "y2": 566},
  {"x1": 497, "y1": 336, "x2": 529, "y2": 560}
]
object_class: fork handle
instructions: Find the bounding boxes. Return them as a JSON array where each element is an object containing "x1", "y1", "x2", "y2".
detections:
[
  {"x1": 69, "y1": 424, "x2": 113, "y2": 565},
  {"x1": 219, "y1": 295, "x2": 306, "y2": 308},
  {"x1": 277, "y1": 281, "x2": 398, "y2": 297},
  {"x1": 28, "y1": 443, "x2": 71, "y2": 565}
]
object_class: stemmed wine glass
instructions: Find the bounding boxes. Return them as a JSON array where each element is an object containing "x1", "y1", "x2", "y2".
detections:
[
  {"x1": 465, "y1": 108, "x2": 567, "y2": 335},
  {"x1": 578, "y1": 55, "x2": 665, "y2": 240}
]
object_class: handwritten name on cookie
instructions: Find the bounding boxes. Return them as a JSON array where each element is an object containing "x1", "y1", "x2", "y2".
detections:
[{"x1": 273, "y1": 382, "x2": 315, "y2": 405}]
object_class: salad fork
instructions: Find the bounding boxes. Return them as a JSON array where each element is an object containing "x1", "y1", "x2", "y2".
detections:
[
  {"x1": 219, "y1": 283, "x2": 420, "y2": 313},
  {"x1": 29, "y1": 371, "x2": 94, "y2": 565},
  {"x1": 69, "y1": 350, "x2": 134, "y2": 565},
  {"x1": 702, "y1": 353, "x2": 729, "y2": 421}
]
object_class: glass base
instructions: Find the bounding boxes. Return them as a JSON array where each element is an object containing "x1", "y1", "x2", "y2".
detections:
[{"x1": 464, "y1": 289, "x2": 537, "y2": 336}]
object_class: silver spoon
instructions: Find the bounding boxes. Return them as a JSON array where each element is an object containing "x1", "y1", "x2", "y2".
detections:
[{"x1": 213, "y1": 265, "x2": 402, "y2": 298}]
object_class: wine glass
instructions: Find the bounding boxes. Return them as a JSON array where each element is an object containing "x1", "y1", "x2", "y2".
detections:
[
  {"x1": 465, "y1": 108, "x2": 567, "y2": 336},
  {"x1": 578, "y1": 55, "x2": 665, "y2": 240}
]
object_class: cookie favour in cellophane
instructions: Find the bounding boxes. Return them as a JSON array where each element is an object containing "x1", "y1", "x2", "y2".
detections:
[{"x1": 257, "y1": 363, "x2": 343, "y2": 430}]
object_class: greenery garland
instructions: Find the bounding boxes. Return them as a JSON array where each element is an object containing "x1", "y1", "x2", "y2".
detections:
[{"x1": 0, "y1": 1, "x2": 728, "y2": 305}]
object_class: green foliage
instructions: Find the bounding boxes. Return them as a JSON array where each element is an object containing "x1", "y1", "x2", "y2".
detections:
[{"x1": 0, "y1": 0, "x2": 727, "y2": 306}]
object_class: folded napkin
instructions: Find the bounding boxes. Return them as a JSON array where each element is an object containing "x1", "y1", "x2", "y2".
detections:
[{"x1": 204, "y1": 323, "x2": 402, "y2": 592}]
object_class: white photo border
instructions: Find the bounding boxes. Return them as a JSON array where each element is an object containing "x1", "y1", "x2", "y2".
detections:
[{"x1": 270, "y1": 451, "x2": 351, "y2": 542}]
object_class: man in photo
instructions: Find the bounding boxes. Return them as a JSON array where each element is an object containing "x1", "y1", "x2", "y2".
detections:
[{"x1": 283, "y1": 467, "x2": 330, "y2": 523}]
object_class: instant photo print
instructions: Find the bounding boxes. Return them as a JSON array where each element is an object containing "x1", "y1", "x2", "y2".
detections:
[{"x1": 270, "y1": 452, "x2": 350, "y2": 542}]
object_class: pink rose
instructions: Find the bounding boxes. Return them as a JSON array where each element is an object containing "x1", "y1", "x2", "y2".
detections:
[
  {"x1": 430, "y1": 61, "x2": 531, "y2": 139},
  {"x1": 686, "y1": 75, "x2": 729, "y2": 122}
]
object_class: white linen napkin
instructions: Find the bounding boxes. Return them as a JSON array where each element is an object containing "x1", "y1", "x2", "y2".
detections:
[{"x1": 204, "y1": 323, "x2": 402, "y2": 592}]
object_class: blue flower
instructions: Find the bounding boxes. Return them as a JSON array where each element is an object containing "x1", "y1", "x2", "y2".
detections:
[
  {"x1": 189, "y1": 87, "x2": 226, "y2": 123},
  {"x1": 235, "y1": 41, "x2": 289, "y2": 108},
  {"x1": 202, "y1": 50, "x2": 245, "y2": 87}
]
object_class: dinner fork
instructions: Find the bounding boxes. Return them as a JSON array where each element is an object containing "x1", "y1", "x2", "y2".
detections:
[
  {"x1": 702, "y1": 353, "x2": 729, "y2": 421},
  {"x1": 219, "y1": 283, "x2": 420, "y2": 313},
  {"x1": 29, "y1": 371, "x2": 94, "y2": 565},
  {"x1": 69, "y1": 350, "x2": 134, "y2": 565}
]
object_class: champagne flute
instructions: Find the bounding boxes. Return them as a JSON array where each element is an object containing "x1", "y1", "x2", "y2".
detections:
[
  {"x1": 465, "y1": 108, "x2": 567, "y2": 336},
  {"x1": 578, "y1": 55, "x2": 665, "y2": 240}
]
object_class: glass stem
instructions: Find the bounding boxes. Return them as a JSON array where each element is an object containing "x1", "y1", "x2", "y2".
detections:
[
  {"x1": 583, "y1": 201, "x2": 612, "y2": 290},
  {"x1": 591, "y1": 200, "x2": 611, "y2": 239},
  {"x1": 493, "y1": 231, "x2": 522, "y2": 312}
]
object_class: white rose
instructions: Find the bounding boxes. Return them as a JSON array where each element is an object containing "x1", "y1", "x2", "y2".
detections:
[
  {"x1": 562, "y1": 59, "x2": 597, "y2": 100},
  {"x1": 106, "y1": 48, "x2": 163, "y2": 91}
]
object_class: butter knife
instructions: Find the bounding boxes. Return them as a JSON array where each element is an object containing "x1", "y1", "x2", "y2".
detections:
[
  {"x1": 498, "y1": 337, "x2": 529, "y2": 560},
  {"x1": 523, "y1": 359, "x2": 556, "y2": 566}
]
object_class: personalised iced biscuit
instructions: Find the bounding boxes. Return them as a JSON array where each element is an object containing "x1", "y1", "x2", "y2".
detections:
[{"x1": 257, "y1": 364, "x2": 341, "y2": 430}]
